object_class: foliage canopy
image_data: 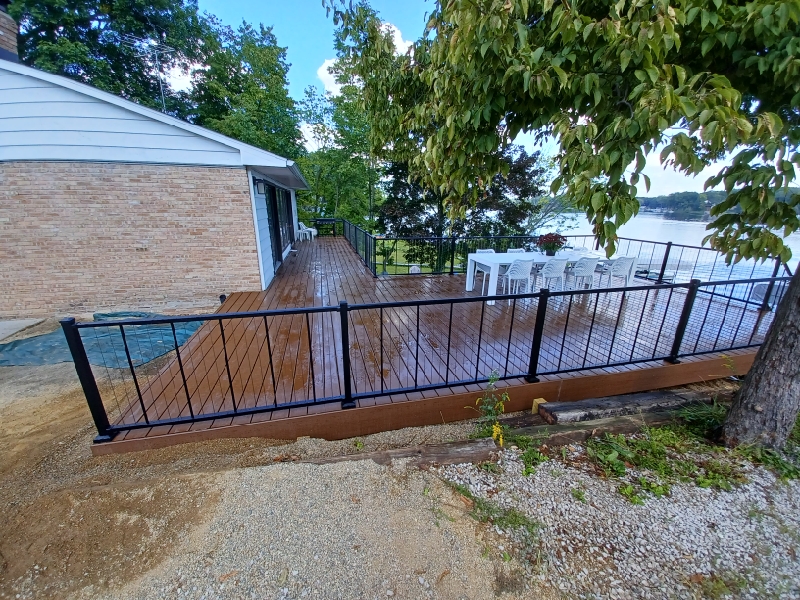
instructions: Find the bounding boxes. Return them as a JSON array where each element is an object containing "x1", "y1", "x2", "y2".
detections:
[{"x1": 326, "y1": 0, "x2": 800, "y2": 260}]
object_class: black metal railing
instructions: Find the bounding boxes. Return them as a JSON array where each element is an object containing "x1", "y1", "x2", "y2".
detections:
[
  {"x1": 320, "y1": 219, "x2": 793, "y2": 286},
  {"x1": 63, "y1": 273, "x2": 791, "y2": 443}
]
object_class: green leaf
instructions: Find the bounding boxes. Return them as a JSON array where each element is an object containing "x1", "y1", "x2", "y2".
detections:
[
  {"x1": 515, "y1": 21, "x2": 529, "y2": 47},
  {"x1": 532, "y1": 46, "x2": 544, "y2": 64},
  {"x1": 620, "y1": 49, "x2": 631, "y2": 72},
  {"x1": 552, "y1": 65, "x2": 568, "y2": 87}
]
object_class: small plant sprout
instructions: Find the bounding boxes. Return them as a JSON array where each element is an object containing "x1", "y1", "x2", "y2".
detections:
[
  {"x1": 353, "y1": 438, "x2": 364, "y2": 451},
  {"x1": 571, "y1": 488, "x2": 587, "y2": 503},
  {"x1": 472, "y1": 371, "x2": 510, "y2": 444}
]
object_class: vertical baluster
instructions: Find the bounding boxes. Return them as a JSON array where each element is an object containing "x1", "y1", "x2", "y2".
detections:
[
  {"x1": 219, "y1": 320, "x2": 237, "y2": 412},
  {"x1": 170, "y1": 322, "x2": 194, "y2": 419}
]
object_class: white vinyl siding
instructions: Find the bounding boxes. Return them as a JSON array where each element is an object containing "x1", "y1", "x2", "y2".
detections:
[{"x1": 0, "y1": 69, "x2": 240, "y2": 166}]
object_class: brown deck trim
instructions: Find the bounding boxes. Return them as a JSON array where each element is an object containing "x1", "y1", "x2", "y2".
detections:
[{"x1": 91, "y1": 350, "x2": 755, "y2": 455}]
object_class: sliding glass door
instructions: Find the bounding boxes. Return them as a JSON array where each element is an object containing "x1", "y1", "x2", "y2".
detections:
[{"x1": 254, "y1": 178, "x2": 294, "y2": 270}]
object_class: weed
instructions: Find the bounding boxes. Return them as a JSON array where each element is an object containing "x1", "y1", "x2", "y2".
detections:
[
  {"x1": 521, "y1": 447, "x2": 549, "y2": 476},
  {"x1": 618, "y1": 484, "x2": 644, "y2": 505},
  {"x1": 638, "y1": 477, "x2": 670, "y2": 498},
  {"x1": 502, "y1": 551, "x2": 512, "y2": 562},
  {"x1": 353, "y1": 439, "x2": 364, "y2": 451},
  {"x1": 472, "y1": 372, "x2": 509, "y2": 445},
  {"x1": 570, "y1": 488, "x2": 587, "y2": 503},
  {"x1": 506, "y1": 433, "x2": 547, "y2": 451},
  {"x1": 480, "y1": 461, "x2": 501, "y2": 474}
]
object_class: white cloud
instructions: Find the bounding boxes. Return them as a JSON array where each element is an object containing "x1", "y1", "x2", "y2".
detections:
[
  {"x1": 316, "y1": 22, "x2": 410, "y2": 96},
  {"x1": 316, "y1": 58, "x2": 341, "y2": 95},
  {"x1": 381, "y1": 22, "x2": 413, "y2": 54}
]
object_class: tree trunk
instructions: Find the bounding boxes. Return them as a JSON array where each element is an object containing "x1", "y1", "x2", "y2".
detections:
[{"x1": 723, "y1": 266, "x2": 800, "y2": 449}]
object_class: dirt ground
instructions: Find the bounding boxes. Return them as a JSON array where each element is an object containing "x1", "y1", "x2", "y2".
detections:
[{"x1": 0, "y1": 352, "x2": 500, "y2": 599}]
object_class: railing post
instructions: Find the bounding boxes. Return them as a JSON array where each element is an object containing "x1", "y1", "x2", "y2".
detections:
[
  {"x1": 656, "y1": 241, "x2": 672, "y2": 284},
  {"x1": 760, "y1": 258, "x2": 782, "y2": 312},
  {"x1": 339, "y1": 301, "x2": 356, "y2": 409},
  {"x1": 60, "y1": 318, "x2": 112, "y2": 442},
  {"x1": 525, "y1": 288, "x2": 550, "y2": 383},
  {"x1": 666, "y1": 279, "x2": 700, "y2": 364},
  {"x1": 449, "y1": 236, "x2": 456, "y2": 275}
]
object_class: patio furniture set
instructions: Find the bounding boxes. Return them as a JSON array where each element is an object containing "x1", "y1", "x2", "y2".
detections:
[{"x1": 466, "y1": 247, "x2": 636, "y2": 301}]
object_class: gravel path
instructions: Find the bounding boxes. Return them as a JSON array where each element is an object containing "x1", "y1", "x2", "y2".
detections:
[
  {"x1": 92, "y1": 461, "x2": 523, "y2": 600},
  {"x1": 436, "y1": 447, "x2": 800, "y2": 599}
]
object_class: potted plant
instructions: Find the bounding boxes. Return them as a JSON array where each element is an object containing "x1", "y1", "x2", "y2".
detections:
[{"x1": 537, "y1": 232, "x2": 567, "y2": 256}]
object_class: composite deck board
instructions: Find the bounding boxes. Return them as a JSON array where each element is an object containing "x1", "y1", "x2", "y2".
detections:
[{"x1": 108, "y1": 237, "x2": 773, "y2": 430}]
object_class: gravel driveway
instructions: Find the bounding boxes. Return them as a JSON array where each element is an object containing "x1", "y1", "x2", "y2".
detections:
[{"x1": 437, "y1": 447, "x2": 800, "y2": 599}]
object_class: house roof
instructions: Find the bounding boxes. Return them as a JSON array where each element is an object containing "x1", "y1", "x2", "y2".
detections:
[{"x1": 0, "y1": 59, "x2": 308, "y2": 189}]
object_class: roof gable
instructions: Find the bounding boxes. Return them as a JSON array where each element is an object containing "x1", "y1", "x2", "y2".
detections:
[{"x1": 0, "y1": 59, "x2": 308, "y2": 188}]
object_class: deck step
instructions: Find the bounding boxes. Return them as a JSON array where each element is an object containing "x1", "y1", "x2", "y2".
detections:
[{"x1": 537, "y1": 389, "x2": 710, "y2": 425}]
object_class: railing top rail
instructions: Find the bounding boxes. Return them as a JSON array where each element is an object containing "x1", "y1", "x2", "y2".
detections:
[
  {"x1": 348, "y1": 276, "x2": 791, "y2": 311},
  {"x1": 73, "y1": 275, "x2": 792, "y2": 328}
]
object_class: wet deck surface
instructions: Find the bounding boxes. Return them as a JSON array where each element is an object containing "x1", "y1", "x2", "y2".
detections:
[{"x1": 106, "y1": 237, "x2": 773, "y2": 442}]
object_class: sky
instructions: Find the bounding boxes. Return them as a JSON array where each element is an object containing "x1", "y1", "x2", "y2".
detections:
[{"x1": 195, "y1": 0, "x2": 726, "y2": 196}]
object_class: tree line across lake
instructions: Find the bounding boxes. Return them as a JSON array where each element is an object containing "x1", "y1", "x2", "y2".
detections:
[{"x1": 638, "y1": 188, "x2": 800, "y2": 222}]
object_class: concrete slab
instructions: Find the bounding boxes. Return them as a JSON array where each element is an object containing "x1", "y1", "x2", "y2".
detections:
[{"x1": 0, "y1": 319, "x2": 44, "y2": 342}]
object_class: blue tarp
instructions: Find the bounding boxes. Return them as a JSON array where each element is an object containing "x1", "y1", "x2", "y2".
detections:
[{"x1": 0, "y1": 312, "x2": 203, "y2": 367}]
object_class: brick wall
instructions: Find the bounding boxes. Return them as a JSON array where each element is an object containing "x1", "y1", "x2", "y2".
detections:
[
  {"x1": 0, "y1": 10, "x2": 17, "y2": 58},
  {"x1": 0, "y1": 162, "x2": 263, "y2": 318}
]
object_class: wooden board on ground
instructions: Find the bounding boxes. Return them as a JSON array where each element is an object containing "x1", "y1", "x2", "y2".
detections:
[
  {"x1": 538, "y1": 389, "x2": 711, "y2": 425},
  {"x1": 508, "y1": 411, "x2": 680, "y2": 447},
  {"x1": 304, "y1": 438, "x2": 498, "y2": 468}
]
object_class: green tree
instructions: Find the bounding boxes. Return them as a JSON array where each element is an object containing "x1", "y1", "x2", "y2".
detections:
[
  {"x1": 190, "y1": 19, "x2": 304, "y2": 159},
  {"x1": 296, "y1": 60, "x2": 382, "y2": 228},
  {"x1": 11, "y1": 0, "x2": 205, "y2": 116},
  {"x1": 327, "y1": 0, "x2": 800, "y2": 449}
]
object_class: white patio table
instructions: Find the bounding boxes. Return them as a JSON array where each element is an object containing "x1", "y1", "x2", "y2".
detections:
[{"x1": 465, "y1": 249, "x2": 610, "y2": 304}]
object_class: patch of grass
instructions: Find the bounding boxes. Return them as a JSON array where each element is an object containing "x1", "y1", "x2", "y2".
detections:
[
  {"x1": 585, "y1": 425, "x2": 746, "y2": 503},
  {"x1": 695, "y1": 572, "x2": 748, "y2": 599},
  {"x1": 449, "y1": 482, "x2": 540, "y2": 540},
  {"x1": 737, "y1": 445, "x2": 800, "y2": 480},
  {"x1": 679, "y1": 400, "x2": 728, "y2": 439},
  {"x1": 570, "y1": 488, "x2": 586, "y2": 503}
]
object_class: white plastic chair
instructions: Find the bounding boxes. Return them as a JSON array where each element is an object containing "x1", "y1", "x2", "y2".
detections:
[
  {"x1": 409, "y1": 265, "x2": 422, "y2": 274},
  {"x1": 474, "y1": 249, "x2": 495, "y2": 295},
  {"x1": 499, "y1": 247, "x2": 526, "y2": 280},
  {"x1": 533, "y1": 258, "x2": 568, "y2": 291},
  {"x1": 603, "y1": 257, "x2": 636, "y2": 287},
  {"x1": 566, "y1": 257, "x2": 599, "y2": 289},
  {"x1": 298, "y1": 222, "x2": 317, "y2": 241},
  {"x1": 502, "y1": 260, "x2": 535, "y2": 294}
]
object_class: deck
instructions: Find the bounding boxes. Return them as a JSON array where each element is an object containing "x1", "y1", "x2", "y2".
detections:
[{"x1": 91, "y1": 237, "x2": 772, "y2": 454}]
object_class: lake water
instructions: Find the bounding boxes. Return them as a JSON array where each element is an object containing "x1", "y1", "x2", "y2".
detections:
[{"x1": 563, "y1": 213, "x2": 800, "y2": 272}]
